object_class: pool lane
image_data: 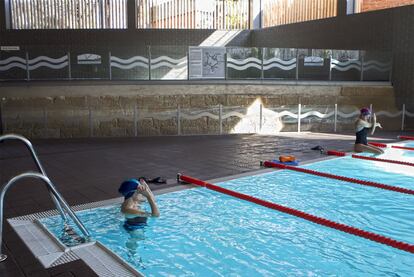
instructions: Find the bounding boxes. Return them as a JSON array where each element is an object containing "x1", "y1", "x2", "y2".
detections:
[
  {"x1": 302, "y1": 155, "x2": 414, "y2": 191},
  {"x1": 41, "y1": 188, "x2": 414, "y2": 276},
  {"x1": 218, "y1": 168, "x2": 414, "y2": 246}
]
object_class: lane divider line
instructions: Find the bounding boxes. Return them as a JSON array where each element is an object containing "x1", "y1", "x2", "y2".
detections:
[
  {"x1": 325, "y1": 149, "x2": 414, "y2": 167},
  {"x1": 177, "y1": 174, "x2": 414, "y2": 254},
  {"x1": 352, "y1": 154, "x2": 414, "y2": 167},
  {"x1": 398, "y1": 135, "x2": 414, "y2": 140},
  {"x1": 368, "y1": 142, "x2": 387, "y2": 148},
  {"x1": 392, "y1": 145, "x2": 414, "y2": 151},
  {"x1": 327, "y1": 150, "x2": 346, "y2": 156},
  {"x1": 262, "y1": 161, "x2": 414, "y2": 195}
]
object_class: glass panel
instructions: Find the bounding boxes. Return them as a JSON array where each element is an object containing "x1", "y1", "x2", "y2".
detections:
[
  {"x1": 70, "y1": 47, "x2": 110, "y2": 79},
  {"x1": 27, "y1": 46, "x2": 70, "y2": 80},
  {"x1": 298, "y1": 49, "x2": 331, "y2": 80},
  {"x1": 226, "y1": 47, "x2": 262, "y2": 79},
  {"x1": 110, "y1": 46, "x2": 149, "y2": 80},
  {"x1": 0, "y1": 49, "x2": 27, "y2": 80},
  {"x1": 135, "y1": 0, "x2": 249, "y2": 30},
  {"x1": 150, "y1": 45, "x2": 188, "y2": 80},
  {"x1": 362, "y1": 51, "x2": 392, "y2": 81},
  {"x1": 263, "y1": 48, "x2": 297, "y2": 79},
  {"x1": 9, "y1": 0, "x2": 127, "y2": 29},
  {"x1": 262, "y1": 0, "x2": 337, "y2": 28},
  {"x1": 331, "y1": 50, "x2": 361, "y2": 81}
]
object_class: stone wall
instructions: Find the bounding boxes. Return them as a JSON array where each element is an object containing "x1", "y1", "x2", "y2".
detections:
[{"x1": 0, "y1": 82, "x2": 409, "y2": 138}]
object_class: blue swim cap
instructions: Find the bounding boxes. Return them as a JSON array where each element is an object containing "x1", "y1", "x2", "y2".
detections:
[{"x1": 118, "y1": 179, "x2": 140, "y2": 200}]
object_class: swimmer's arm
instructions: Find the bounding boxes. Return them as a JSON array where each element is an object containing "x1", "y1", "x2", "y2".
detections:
[
  {"x1": 355, "y1": 119, "x2": 373, "y2": 131},
  {"x1": 138, "y1": 181, "x2": 160, "y2": 217},
  {"x1": 121, "y1": 207, "x2": 152, "y2": 217},
  {"x1": 146, "y1": 193, "x2": 160, "y2": 217},
  {"x1": 371, "y1": 113, "x2": 382, "y2": 135}
]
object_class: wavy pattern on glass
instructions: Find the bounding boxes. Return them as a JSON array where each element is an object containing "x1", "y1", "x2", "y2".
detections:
[
  {"x1": 150, "y1": 56, "x2": 187, "y2": 69},
  {"x1": 140, "y1": 108, "x2": 408, "y2": 122},
  {"x1": 263, "y1": 57, "x2": 297, "y2": 71},
  {"x1": 28, "y1": 55, "x2": 68, "y2": 70},
  {"x1": 110, "y1": 56, "x2": 149, "y2": 69},
  {"x1": 0, "y1": 55, "x2": 69, "y2": 71},
  {"x1": 363, "y1": 60, "x2": 392, "y2": 72},
  {"x1": 227, "y1": 57, "x2": 261, "y2": 71},
  {"x1": 0, "y1": 56, "x2": 27, "y2": 71},
  {"x1": 331, "y1": 59, "x2": 361, "y2": 71}
]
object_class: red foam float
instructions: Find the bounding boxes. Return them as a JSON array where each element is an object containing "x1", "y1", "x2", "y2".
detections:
[
  {"x1": 326, "y1": 150, "x2": 346, "y2": 156},
  {"x1": 392, "y1": 145, "x2": 414, "y2": 151},
  {"x1": 398, "y1": 135, "x2": 414, "y2": 140},
  {"x1": 352, "y1": 154, "x2": 414, "y2": 167},
  {"x1": 178, "y1": 174, "x2": 414, "y2": 254},
  {"x1": 262, "y1": 161, "x2": 414, "y2": 195},
  {"x1": 368, "y1": 142, "x2": 387, "y2": 148}
]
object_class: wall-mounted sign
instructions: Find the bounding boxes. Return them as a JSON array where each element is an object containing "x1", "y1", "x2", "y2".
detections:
[
  {"x1": 189, "y1": 46, "x2": 226, "y2": 79},
  {"x1": 77, "y1": 54, "x2": 102, "y2": 65},
  {"x1": 304, "y1": 56, "x2": 324, "y2": 67},
  {"x1": 1, "y1": 46, "x2": 20, "y2": 51}
]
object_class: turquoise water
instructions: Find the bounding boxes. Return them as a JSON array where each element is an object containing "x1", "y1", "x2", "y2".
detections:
[
  {"x1": 302, "y1": 156, "x2": 414, "y2": 190},
  {"x1": 397, "y1": 141, "x2": 414, "y2": 159},
  {"x1": 41, "y1": 145, "x2": 414, "y2": 276}
]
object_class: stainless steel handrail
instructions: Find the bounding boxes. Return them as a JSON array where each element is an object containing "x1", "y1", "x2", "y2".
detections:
[
  {"x1": 0, "y1": 172, "x2": 91, "y2": 262},
  {"x1": 0, "y1": 134, "x2": 68, "y2": 221}
]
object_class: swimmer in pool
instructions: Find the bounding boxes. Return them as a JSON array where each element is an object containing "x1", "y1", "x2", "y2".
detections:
[
  {"x1": 354, "y1": 107, "x2": 384, "y2": 155},
  {"x1": 118, "y1": 178, "x2": 160, "y2": 229}
]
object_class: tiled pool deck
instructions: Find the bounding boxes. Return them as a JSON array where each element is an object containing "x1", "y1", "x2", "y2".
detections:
[{"x1": 0, "y1": 131, "x2": 410, "y2": 276}]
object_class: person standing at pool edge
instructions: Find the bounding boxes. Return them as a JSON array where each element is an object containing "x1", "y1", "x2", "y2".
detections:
[
  {"x1": 119, "y1": 178, "x2": 160, "y2": 228},
  {"x1": 354, "y1": 107, "x2": 384, "y2": 155}
]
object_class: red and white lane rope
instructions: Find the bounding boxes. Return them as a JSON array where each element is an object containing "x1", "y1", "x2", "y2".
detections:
[
  {"x1": 326, "y1": 150, "x2": 347, "y2": 156},
  {"x1": 392, "y1": 145, "x2": 414, "y2": 151},
  {"x1": 398, "y1": 135, "x2": 414, "y2": 140},
  {"x1": 178, "y1": 174, "x2": 414, "y2": 254},
  {"x1": 352, "y1": 154, "x2": 414, "y2": 167},
  {"x1": 262, "y1": 161, "x2": 414, "y2": 195},
  {"x1": 368, "y1": 142, "x2": 387, "y2": 148},
  {"x1": 326, "y1": 149, "x2": 414, "y2": 167}
]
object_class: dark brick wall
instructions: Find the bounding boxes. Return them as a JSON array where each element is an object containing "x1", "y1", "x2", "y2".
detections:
[
  {"x1": 250, "y1": 9, "x2": 394, "y2": 50},
  {"x1": 226, "y1": 30, "x2": 252, "y2": 46},
  {"x1": 390, "y1": 6, "x2": 414, "y2": 106},
  {"x1": 0, "y1": 29, "x2": 216, "y2": 47},
  {"x1": 251, "y1": 5, "x2": 414, "y2": 108},
  {"x1": 0, "y1": 0, "x2": 5, "y2": 31}
]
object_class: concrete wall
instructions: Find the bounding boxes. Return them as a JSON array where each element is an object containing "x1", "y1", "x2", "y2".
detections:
[{"x1": 1, "y1": 83, "x2": 407, "y2": 138}]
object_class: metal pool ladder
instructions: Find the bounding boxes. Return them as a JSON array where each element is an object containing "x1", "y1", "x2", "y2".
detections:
[{"x1": 0, "y1": 134, "x2": 91, "y2": 262}]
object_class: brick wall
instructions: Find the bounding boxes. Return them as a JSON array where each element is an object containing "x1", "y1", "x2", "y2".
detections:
[
  {"x1": 0, "y1": 29, "x2": 216, "y2": 47},
  {"x1": 361, "y1": 0, "x2": 414, "y2": 12}
]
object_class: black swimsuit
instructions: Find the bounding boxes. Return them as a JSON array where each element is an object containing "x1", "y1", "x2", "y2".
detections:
[{"x1": 355, "y1": 127, "x2": 368, "y2": 145}]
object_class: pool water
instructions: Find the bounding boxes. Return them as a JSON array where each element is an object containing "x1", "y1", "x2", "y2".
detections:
[{"x1": 41, "y1": 142, "x2": 414, "y2": 276}]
